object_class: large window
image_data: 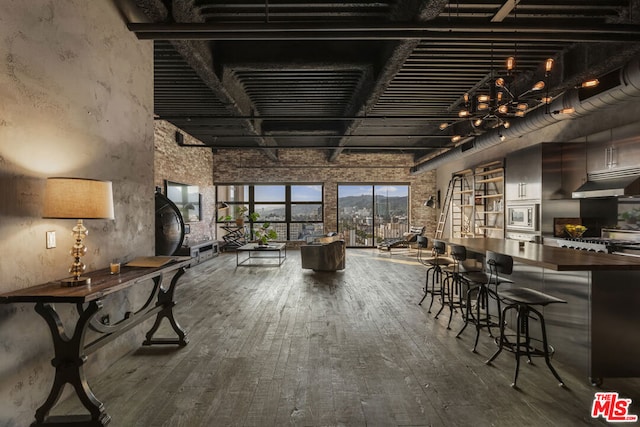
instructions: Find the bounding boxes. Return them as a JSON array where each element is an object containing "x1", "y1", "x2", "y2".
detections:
[
  {"x1": 217, "y1": 184, "x2": 323, "y2": 241},
  {"x1": 338, "y1": 184, "x2": 409, "y2": 247}
]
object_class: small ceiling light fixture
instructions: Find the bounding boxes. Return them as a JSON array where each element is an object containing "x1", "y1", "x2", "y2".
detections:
[
  {"x1": 580, "y1": 79, "x2": 600, "y2": 89},
  {"x1": 551, "y1": 107, "x2": 576, "y2": 115},
  {"x1": 43, "y1": 177, "x2": 115, "y2": 287}
]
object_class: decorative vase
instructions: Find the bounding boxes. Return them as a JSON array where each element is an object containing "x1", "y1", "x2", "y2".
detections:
[{"x1": 235, "y1": 218, "x2": 244, "y2": 226}]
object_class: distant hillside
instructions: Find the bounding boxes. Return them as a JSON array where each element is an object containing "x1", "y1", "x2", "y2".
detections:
[{"x1": 339, "y1": 195, "x2": 408, "y2": 216}]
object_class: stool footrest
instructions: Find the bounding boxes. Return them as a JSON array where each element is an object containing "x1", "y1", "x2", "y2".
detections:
[{"x1": 495, "y1": 335, "x2": 556, "y2": 359}]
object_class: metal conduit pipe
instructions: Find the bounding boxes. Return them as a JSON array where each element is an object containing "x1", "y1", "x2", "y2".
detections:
[{"x1": 411, "y1": 57, "x2": 640, "y2": 174}]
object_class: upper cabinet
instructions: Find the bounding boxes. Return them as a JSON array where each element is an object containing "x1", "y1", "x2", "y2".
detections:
[
  {"x1": 586, "y1": 121, "x2": 640, "y2": 173},
  {"x1": 505, "y1": 145, "x2": 542, "y2": 202}
]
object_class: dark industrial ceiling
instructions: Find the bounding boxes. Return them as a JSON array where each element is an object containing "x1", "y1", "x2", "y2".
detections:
[{"x1": 127, "y1": 0, "x2": 640, "y2": 165}]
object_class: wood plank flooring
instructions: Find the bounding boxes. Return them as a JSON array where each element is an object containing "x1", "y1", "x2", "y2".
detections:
[{"x1": 55, "y1": 249, "x2": 640, "y2": 426}]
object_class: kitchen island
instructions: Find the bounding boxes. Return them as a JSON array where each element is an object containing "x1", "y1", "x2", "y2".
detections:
[{"x1": 444, "y1": 238, "x2": 640, "y2": 386}]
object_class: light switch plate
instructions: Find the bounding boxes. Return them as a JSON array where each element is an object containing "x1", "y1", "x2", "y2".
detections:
[{"x1": 46, "y1": 231, "x2": 56, "y2": 249}]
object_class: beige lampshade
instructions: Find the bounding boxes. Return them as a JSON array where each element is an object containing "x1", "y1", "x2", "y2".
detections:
[{"x1": 43, "y1": 177, "x2": 115, "y2": 219}]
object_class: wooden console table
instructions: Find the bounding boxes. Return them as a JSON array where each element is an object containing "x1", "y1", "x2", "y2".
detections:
[{"x1": 0, "y1": 257, "x2": 191, "y2": 426}]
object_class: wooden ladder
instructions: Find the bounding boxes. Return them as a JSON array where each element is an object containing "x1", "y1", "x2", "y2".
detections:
[{"x1": 434, "y1": 175, "x2": 462, "y2": 239}]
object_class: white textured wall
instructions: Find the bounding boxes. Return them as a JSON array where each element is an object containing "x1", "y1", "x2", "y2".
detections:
[{"x1": 0, "y1": 1, "x2": 154, "y2": 425}]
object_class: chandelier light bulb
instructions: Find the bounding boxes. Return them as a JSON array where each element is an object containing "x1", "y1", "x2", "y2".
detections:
[
  {"x1": 497, "y1": 91, "x2": 504, "y2": 101},
  {"x1": 495, "y1": 78, "x2": 505, "y2": 87},
  {"x1": 473, "y1": 118, "x2": 483, "y2": 127},
  {"x1": 506, "y1": 56, "x2": 516, "y2": 72},
  {"x1": 503, "y1": 121, "x2": 511, "y2": 129},
  {"x1": 542, "y1": 96, "x2": 552, "y2": 104},
  {"x1": 545, "y1": 58, "x2": 554, "y2": 74},
  {"x1": 517, "y1": 103, "x2": 528, "y2": 111},
  {"x1": 515, "y1": 111, "x2": 526, "y2": 117},
  {"x1": 532, "y1": 81, "x2": 545, "y2": 91},
  {"x1": 581, "y1": 79, "x2": 600, "y2": 88},
  {"x1": 477, "y1": 102, "x2": 489, "y2": 110},
  {"x1": 477, "y1": 94, "x2": 491, "y2": 102},
  {"x1": 439, "y1": 122, "x2": 449, "y2": 130},
  {"x1": 498, "y1": 104, "x2": 509, "y2": 114},
  {"x1": 458, "y1": 109, "x2": 470, "y2": 118},
  {"x1": 464, "y1": 92, "x2": 470, "y2": 103},
  {"x1": 451, "y1": 135, "x2": 462, "y2": 143}
]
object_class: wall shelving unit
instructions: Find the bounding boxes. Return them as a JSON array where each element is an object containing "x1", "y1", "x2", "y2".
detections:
[{"x1": 451, "y1": 160, "x2": 504, "y2": 239}]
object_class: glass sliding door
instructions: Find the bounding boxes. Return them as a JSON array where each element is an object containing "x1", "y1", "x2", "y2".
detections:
[
  {"x1": 338, "y1": 184, "x2": 409, "y2": 247},
  {"x1": 374, "y1": 185, "x2": 409, "y2": 244}
]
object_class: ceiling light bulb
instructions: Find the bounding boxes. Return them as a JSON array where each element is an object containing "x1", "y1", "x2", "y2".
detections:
[
  {"x1": 506, "y1": 57, "x2": 516, "y2": 72},
  {"x1": 477, "y1": 102, "x2": 489, "y2": 110},
  {"x1": 458, "y1": 109, "x2": 470, "y2": 118},
  {"x1": 498, "y1": 104, "x2": 508, "y2": 114},
  {"x1": 451, "y1": 135, "x2": 462, "y2": 143},
  {"x1": 503, "y1": 121, "x2": 510, "y2": 129},
  {"x1": 545, "y1": 58, "x2": 554, "y2": 74},
  {"x1": 439, "y1": 122, "x2": 449, "y2": 130},
  {"x1": 581, "y1": 79, "x2": 600, "y2": 88},
  {"x1": 517, "y1": 103, "x2": 528, "y2": 111},
  {"x1": 477, "y1": 94, "x2": 490, "y2": 102},
  {"x1": 532, "y1": 81, "x2": 545, "y2": 91},
  {"x1": 495, "y1": 78, "x2": 505, "y2": 87}
]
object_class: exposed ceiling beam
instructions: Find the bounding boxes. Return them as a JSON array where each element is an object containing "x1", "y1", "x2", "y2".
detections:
[
  {"x1": 184, "y1": 134, "x2": 449, "y2": 139},
  {"x1": 155, "y1": 115, "x2": 458, "y2": 121},
  {"x1": 128, "y1": 22, "x2": 640, "y2": 42},
  {"x1": 178, "y1": 144, "x2": 444, "y2": 150},
  {"x1": 491, "y1": 0, "x2": 520, "y2": 23}
]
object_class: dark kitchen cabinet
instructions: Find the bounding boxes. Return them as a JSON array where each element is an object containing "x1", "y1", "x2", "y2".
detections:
[
  {"x1": 505, "y1": 145, "x2": 542, "y2": 201},
  {"x1": 585, "y1": 121, "x2": 640, "y2": 172}
]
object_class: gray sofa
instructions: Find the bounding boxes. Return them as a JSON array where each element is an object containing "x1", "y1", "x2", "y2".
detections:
[{"x1": 300, "y1": 235, "x2": 346, "y2": 271}]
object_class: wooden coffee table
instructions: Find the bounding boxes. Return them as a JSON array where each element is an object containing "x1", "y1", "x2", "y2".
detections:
[{"x1": 236, "y1": 243, "x2": 287, "y2": 266}]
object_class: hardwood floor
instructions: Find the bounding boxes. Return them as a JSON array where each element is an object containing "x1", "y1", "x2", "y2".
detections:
[{"x1": 56, "y1": 249, "x2": 640, "y2": 426}]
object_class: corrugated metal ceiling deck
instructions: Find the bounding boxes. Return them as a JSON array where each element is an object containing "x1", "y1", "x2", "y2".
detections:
[{"x1": 131, "y1": 0, "x2": 640, "y2": 162}]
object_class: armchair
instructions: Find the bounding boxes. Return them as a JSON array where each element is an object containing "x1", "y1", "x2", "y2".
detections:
[{"x1": 301, "y1": 234, "x2": 346, "y2": 271}]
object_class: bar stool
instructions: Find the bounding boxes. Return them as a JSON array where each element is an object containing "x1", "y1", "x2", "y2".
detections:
[
  {"x1": 456, "y1": 250, "x2": 511, "y2": 352},
  {"x1": 486, "y1": 285, "x2": 567, "y2": 388},
  {"x1": 417, "y1": 238, "x2": 453, "y2": 313},
  {"x1": 440, "y1": 244, "x2": 482, "y2": 329}
]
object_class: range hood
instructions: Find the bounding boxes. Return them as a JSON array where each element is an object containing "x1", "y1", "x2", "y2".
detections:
[{"x1": 572, "y1": 169, "x2": 640, "y2": 198}]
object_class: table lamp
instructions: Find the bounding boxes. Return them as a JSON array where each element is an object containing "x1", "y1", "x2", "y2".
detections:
[{"x1": 43, "y1": 177, "x2": 115, "y2": 286}]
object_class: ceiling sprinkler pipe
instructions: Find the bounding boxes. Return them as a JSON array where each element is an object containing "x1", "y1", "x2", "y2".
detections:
[{"x1": 411, "y1": 57, "x2": 640, "y2": 174}]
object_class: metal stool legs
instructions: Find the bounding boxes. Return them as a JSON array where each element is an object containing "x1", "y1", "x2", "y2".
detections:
[
  {"x1": 486, "y1": 302, "x2": 565, "y2": 388},
  {"x1": 456, "y1": 282, "x2": 501, "y2": 353},
  {"x1": 418, "y1": 264, "x2": 444, "y2": 313}
]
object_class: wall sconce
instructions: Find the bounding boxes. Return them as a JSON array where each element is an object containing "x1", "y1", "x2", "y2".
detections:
[
  {"x1": 43, "y1": 177, "x2": 115, "y2": 286},
  {"x1": 424, "y1": 195, "x2": 436, "y2": 208}
]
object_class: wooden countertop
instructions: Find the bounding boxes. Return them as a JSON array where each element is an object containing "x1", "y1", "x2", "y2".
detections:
[
  {"x1": 443, "y1": 238, "x2": 640, "y2": 271},
  {"x1": 0, "y1": 257, "x2": 191, "y2": 304}
]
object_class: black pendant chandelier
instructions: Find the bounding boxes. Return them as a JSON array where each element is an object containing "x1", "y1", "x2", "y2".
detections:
[{"x1": 441, "y1": 51, "x2": 556, "y2": 144}]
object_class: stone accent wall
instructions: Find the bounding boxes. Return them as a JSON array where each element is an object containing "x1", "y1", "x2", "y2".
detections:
[
  {"x1": 0, "y1": 2, "x2": 153, "y2": 425},
  {"x1": 154, "y1": 120, "x2": 214, "y2": 244},
  {"x1": 213, "y1": 149, "x2": 438, "y2": 237}
]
